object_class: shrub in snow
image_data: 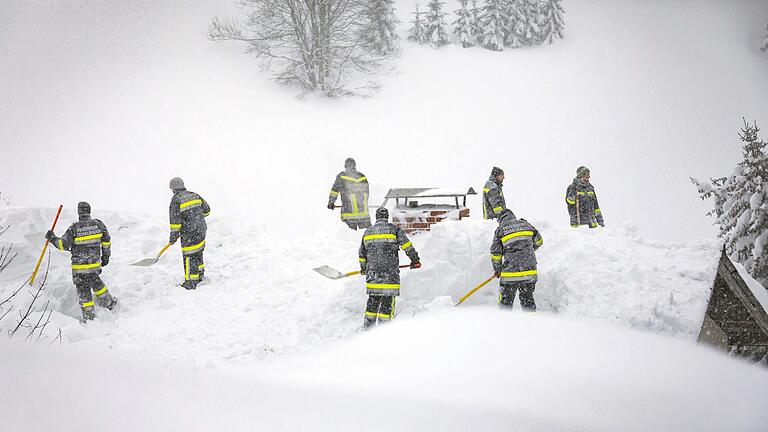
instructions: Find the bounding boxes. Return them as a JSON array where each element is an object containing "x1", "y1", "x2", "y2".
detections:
[
  {"x1": 358, "y1": 0, "x2": 401, "y2": 56},
  {"x1": 538, "y1": 0, "x2": 564, "y2": 44},
  {"x1": 478, "y1": 0, "x2": 508, "y2": 51},
  {"x1": 453, "y1": 0, "x2": 477, "y2": 48},
  {"x1": 208, "y1": 0, "x2": 391, "y2": 95},
  {"x1": 408, "y1": 3, "x2": 427, "y2": 44},
  {"x1": 424, "y1": 0, "x2": 450, "y2": 48},
  {"x1": 692, "y1": 119, "x2": 768, "y2": 287}
]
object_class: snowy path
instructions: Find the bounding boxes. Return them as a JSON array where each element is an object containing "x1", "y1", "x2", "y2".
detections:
[{"x1": 1, "y1": 207, "x2": 722, "y2": 369}]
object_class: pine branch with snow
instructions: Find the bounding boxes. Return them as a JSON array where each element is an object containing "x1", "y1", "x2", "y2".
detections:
[
  {"x1": 692, "y1": 119, "x2": 768, "y2": 287},
  {"x1": 538, "y1": 0, "x2": 564, "y2": 44},
  {"x1": 478, "y1": 0, "x2": 508, "y2": 51},
  {"x1": 408, "y1": 3, "x2": 428, "y2": 44},
  {"x1": 453, "y1": 0, "x2": 477, "y2": 48},
  {"x1": 424, "y1": 0, "x2": 450, "y2": 48},
  {"x1": 358, "y1": 0, "x2": 401, "y2": 56}
]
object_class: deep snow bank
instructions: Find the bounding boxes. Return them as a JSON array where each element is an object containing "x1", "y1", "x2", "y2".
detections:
[
  {"x1": 0, "y1": 207, "x2": 725, "y2": 367},
  {"x1": 2, "y1": 310, "x2": 767, "y2": 432}
]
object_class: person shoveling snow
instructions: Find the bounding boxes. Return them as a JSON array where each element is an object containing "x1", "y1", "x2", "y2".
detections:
[{"x1": 168, "y1": 177, "x2": 211, "y2": 290}]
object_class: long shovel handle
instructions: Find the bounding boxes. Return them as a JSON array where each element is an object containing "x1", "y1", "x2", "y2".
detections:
[
  {"x1": 344, "y1": 264, "x2": 414, "y2": 278},
  {"x1": 455, "y1": 274, "x2": 496, "y2": 307},
  {"x1": 30, "y1": 205, "x2": 63, "y2": 285},
  {"x1": 157, "y1": 242, "x2": 172, "y2": 258}
]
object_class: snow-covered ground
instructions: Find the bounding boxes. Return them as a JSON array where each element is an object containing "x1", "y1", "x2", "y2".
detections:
[
  {"x1": 0, "y1": 206, "x2": 722, "y2": 367},
  {"x1": 3, "y1": 310, "x2": 768, "y2": 432}
]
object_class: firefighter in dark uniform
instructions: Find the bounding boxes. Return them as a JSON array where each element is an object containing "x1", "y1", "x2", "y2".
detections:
[
  {"x1": 565, "y1": 166, "x2": 604, "y2": 228},
  {"x1": 483, "y1": 166, "x2": 514, "y2": 220},
  {"x1": 168, "y1": 177, "x2": 211, "y2": 290},
  {"x1": 46, "y1": 202, "x2": 117, "y2": 321},
  {"x1": 358, "y1": 207, "x2": 420, "y2": 329},
  {"x1": 490, "y1": 210, "x2": 543, "y2": 311},
  {"x1": 328, "y1": 158, "x2": 372, "y2": 230}
]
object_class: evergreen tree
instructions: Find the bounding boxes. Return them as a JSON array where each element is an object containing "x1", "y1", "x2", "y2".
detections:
[
  {"x1": 503, "y1": 0, "x2": 527, "y2": 48},
  {"x1": 408, "y1": 3, "x2": 427, "y2": 44},
  {"x1": 762, "y1": 20, "x2": 768, "y2": 51},
  {"x1": 453, "y1": 0, "x2": 477, "y2": 48},
  {"x1": 478, "y1": 0, "x2": 507, "y2": 51},
  {"x1": 538, "y1": 0, "x2": 564, "y2": 44},
  {"x1": 424, "y1": 0, "x2": 450, "y2": 48},
  {"x1": 470, "y1": 0, "x2": 483, "y2": 40},
  {"x1": 359, "y1": 0, "x2": 401, "y2": 55},
  {"x1": 692, "y1": 119, "x2": 768, "y2": 287}
]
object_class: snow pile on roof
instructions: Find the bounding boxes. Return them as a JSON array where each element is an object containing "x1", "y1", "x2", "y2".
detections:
[
  {"x1": 734, "y1": 261, "x2": 768, "y2": 315},
  {"x1": 0, "y1": 207, "x2": 726, "y2": 368},
  {"x1": 2, "y1": 310, "x2": 767, "y2": 432}
]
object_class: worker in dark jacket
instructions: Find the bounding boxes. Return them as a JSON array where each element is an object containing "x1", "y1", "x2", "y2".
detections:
[
  {"x1": 46, "y1": 202, "x2": 117, "y2": 320},
  {"x1": 328, "y1": 158, "x2": 371, "y2": 230},
  {"x1": 483, "y1": 166, "x2": 514, "y2": 220},
  {"x1": 168, "y1": 177, "x2": 210, "y2": 290},
  {"x1": 358, "y1": 207, "x2": 420, "y2": 329},
  {"x1": 490, "y1": 210, "x2": 543, "y2": 311},
  {"x1": 565, "y1": 166, "x2": 604, "y2": 228}
]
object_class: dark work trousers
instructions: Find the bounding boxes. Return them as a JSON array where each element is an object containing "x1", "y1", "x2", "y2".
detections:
[
  {"x1": 345, "y1": 219, "x2": 372, "y2": 230},
  {"x1": 73, "y1": 273, "x2": 116, "y2": 320},
  {"x1": 182, "y1": 250, "x2": 205, "y2": 287},
  {"x1": 499, "y1": 281, "x2": 536, "y2": 312},
  {"x1": 364, "y1": 294, "x2": 396, "y2": 328}
]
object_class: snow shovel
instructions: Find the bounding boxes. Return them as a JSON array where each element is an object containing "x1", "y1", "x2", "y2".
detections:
[
  {"x1": 314, "y1": 264, "x2": 414, "y2": 280},
  {"x1": 29, "y1": 205, "x2": 63, "y2": 285},
  {"x1": 131, "y1": 243, "x2": 172, "y2": 267},
  {"x1": 454, "y1": 274, "x2": 496, "y2": 307}
]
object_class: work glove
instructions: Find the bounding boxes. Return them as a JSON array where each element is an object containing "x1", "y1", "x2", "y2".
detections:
[
  {"x1": 101, "y1": 255, "x2": 110, "y2": 267},
  {"x1": 169, "y1": 232, "x2": 179, "y2": 245},
  {"x1": 360, "y1": 266, "x2": 366, "y2": 275},
  {"x1": 410, "y1": 261, "x2": 421, "y2": 269},
  {"x1": 327, "y1": 203, "x2": 335, "y2": 210},
  {"x1": 494, "y1": 271, "x2": 501, "y2": 279},
  {"x1": 45, "y1": 230, "x2": 56, "y2": 242}
]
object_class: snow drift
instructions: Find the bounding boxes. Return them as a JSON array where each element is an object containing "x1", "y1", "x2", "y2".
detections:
[{"x1": 2, "y1": 310, "x2": 767, "y2": 432}]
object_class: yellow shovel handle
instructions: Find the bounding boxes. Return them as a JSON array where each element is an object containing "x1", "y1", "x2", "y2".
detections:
[
  {"x1": 455, "y1": 275, "x2": 496, "y2": 306},
  {"x1": 157, "y1": 242, "x2": 172, "y2": 258}
]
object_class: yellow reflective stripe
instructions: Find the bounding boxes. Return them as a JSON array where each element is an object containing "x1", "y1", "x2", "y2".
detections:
[
  {"x1": 180, "y1": 199, "x2": 202, "y2": 210},
  {"x1": 181, "y1": 239, "x2": 206, "y2": 252},
  {"x1": 571, "y1": 224, "x2": 579, "y2": 228},
  {"x1": 351, "y1": 194, "x2": 359, "y2": 215},
  {"x1": 587, "y1": 191, "x2": 595, "y2": 196},
  {"x1": 202, "y1": 212, "x2": 210, "y2": 217},
  {"x1": 493, "y1": 206, "x2": 503, "y2": 213},
  {"x1": 101, "y1": 241, "x2": 111, "y2": 247},
  {"x1": 74, "y1": 233, "x2": 102, "y2": 242},
  {"x1": 82, "y1": 301, "x2": 94, "y2": 307},
  {"x1": 500, "y1": 270, "x2": 538, "y2": 277},
  {"x1": 71, "y1": 262, "x2": 101, "y2": 270},
  {"x1": 377, "y1": 312, "x2": 392, "y2": 319},
  {"x1": 535, "y1": 238, "x2": 543, "y2": 246},
  {"x1": 340, "y1": 176, "x2": 367, "y2": 183},
  {"x1": 577, "y1": 191, "x2": 585, "y2": 195},
  {"x1": 364, "y1": 234, "x2": 396, "y2": 241},
  {"x1": 483, "y1": 188, "x2": 490, "y2": 193},
  {"x1": 94, "y1": 286, "x2": 108, "y2": 296},
  {"x1": 329, "y1": 190, "x2": 339, "y2": 197},
  {"x1": 185, "y1": 257, "x2": 190, "y2": 280},
  {"x1": 491, "y1": 254, "x2": 502, "y2": 261},
  {"x1": 366, "y1": 283, "x2": 400, "y2": 289},
  {"x1": 365, "y1": 311, "x2": 378, "y2": 317},
  {"x1": 170, "y1": 223, "x2": 182, "y2": 229},
  {"x1": 501, "y1": 231, "x2": 534, "y2": 242},
  {"x1": 57, "y1": 239, "x2": 64, "y2": 250},
  {"x1": 400, "y1": 241, "x2": 412, "y2": 250},
  {"x1": 594, "y1": 208, "x2": 601, "y2": 214},
  {"x1": 566, "y1": 198, "x2": 576, "y2": 205},
  {"x1": 190, "y1": 274, "x2": 200, "y2": 280},
  {"x1": 359, "y1": 258, "x2": 366, "y2": 262},
  {"x1": 198, "y1": 264, "x2": 205, "y2": 269}
]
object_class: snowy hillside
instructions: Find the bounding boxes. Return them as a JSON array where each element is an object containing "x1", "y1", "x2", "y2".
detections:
[
  {"x1": 1, "y1": 0, "x2": 767, "y2": 242},
  {"x1": 0, "y1": 206, "x2": 720, "y2": 366},
  {"x1": 3, "y1": 311, "x2": 768, "y2": 432}
]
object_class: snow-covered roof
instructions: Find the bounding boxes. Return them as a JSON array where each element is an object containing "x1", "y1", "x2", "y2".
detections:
[{"x1": 384, "y1": 187, "x2": 476, "y2": 199}]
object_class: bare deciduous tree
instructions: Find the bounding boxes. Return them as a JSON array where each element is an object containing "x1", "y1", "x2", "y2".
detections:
[{"x1": 209, "y1": 0, "x2": 390, "y2": 95}]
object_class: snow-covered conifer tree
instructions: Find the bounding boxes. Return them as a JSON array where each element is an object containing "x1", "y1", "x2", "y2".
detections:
[
  {"x1": 503, "y1": 0, "x2": 526, "y2": 48},
  {"x1": 453, "y1": 0, "x2": 477, "y2": 48},
  {"x1": 478, "y1": 0, "x2": 507, "y2": 51},
  {"x1": 359, "y1": 0, "x2": 401, "y2": 55},
  {"x1": 424, "y1": 0, "x2": 450, "y2": 48},
  {"x1": 408, "y1": 3, "x2": 427, "y2": 44},
  {"x1": 692, "y1": 119, "x2": 768, "y2": 287},
  {"x1": 538, "y1": 0, "x2": 564, "y2": 44}
]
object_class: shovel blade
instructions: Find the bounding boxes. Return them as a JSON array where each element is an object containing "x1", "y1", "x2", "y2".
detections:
[
  {"x1": 130, "y1": 257, "x2": 160, "y2": 267},
  {"x1": 313, "y1": 265, "x2": 346, "y2": 280}
]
